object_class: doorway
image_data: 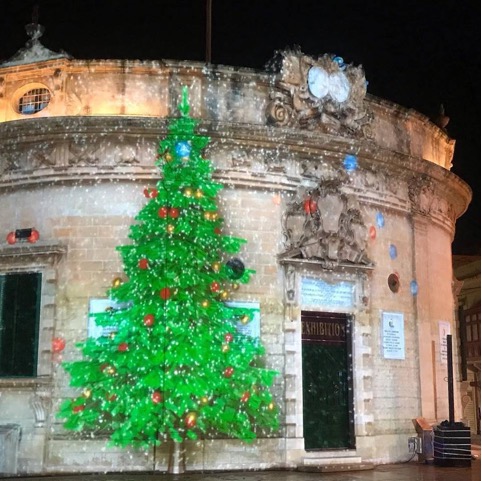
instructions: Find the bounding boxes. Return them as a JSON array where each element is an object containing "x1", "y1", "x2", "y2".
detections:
[{"x1": 301, "y1": 311, "x2": 355, "y2": 450}]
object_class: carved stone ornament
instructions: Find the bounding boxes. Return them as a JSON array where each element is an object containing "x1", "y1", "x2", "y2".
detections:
[
  {"x1": 266, "y1": 48, "x2": 373, "y2": 138},
  {"x1": 280, "y1": 174, "x2": 372, "y2": 267}
]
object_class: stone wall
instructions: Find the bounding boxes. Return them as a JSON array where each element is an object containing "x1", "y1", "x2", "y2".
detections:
[{"x1": 0, "y1": 57, "x2": 472, "y2": 473}]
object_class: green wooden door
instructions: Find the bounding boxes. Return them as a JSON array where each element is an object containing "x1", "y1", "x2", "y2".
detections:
[{"x1": 301, "y1": 311, "x2": 354, "y2": 450}]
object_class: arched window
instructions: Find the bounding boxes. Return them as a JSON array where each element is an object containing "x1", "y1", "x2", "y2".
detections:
[{"x1": 18, "y1": 88, "x2": 51, "y2": 115}]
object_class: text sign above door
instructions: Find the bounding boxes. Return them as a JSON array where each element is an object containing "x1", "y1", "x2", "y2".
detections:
[
  {"x1": 302, "y1": 315, "x2": 347, "y2": 345},
  {"x1": 301, "y1": 277, "x2": 355, "y2": 308}
]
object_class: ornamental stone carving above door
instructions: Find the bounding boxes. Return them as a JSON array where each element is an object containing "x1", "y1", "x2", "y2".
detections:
[{"x1": 280, "y1": 175, "x2": 372, "y2": 267}]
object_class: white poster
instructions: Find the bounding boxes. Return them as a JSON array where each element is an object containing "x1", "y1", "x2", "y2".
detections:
[
  {"x1": 88, "y1": 298, "x2": 128, "y2": 338},
  {"x1": 438, "y1": 321, "x2": 451, "y2": 364},
  {"x1": 382, "y1": 311, "x2": 405, "y2": 360},
  {"x1": 301, "y1": 277, "x2": 355, "y2": 308},
  {"x1": 226, "y1": 301, "x2": 260, "y2": 339}
]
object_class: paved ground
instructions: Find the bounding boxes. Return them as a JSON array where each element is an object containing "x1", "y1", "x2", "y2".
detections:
[
  {"x1": 3, "y1": 460, "x2": 479, "y2": 481},
  {"x1": 3, "y1": 444, "x2": 480, "y2": 481},
  {"x1": 2, "y1": 463, "x2": 480, "y2": 481}
]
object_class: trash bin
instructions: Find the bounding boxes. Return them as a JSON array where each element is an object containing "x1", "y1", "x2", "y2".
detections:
[
  {"x1": 433, "y1": 421, "x2": 471, "y2": 467},
  {"x1": 0, "y1": 424, "x2": 22, "y2": 475}
]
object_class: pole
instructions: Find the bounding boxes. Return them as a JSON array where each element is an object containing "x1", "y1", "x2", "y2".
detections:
[
  {"x1": 447, "y1": 334, "x2": 455, "y2": 425},
  {"x1": 205, "y1": 0, "x2": 212, "y2": 63}
]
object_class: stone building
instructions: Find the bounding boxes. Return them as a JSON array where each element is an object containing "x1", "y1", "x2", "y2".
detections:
[
  {"x1": 0, "y1": 24, "x2": 473, "y2": 473},
  {"x1": 453, "y1": 255, "x2": 481, "y2": 436}
]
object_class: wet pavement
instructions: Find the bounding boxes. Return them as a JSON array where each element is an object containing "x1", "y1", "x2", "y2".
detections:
[
  {"x1": 3, "y1": 444, "x2": 480, "y2": 481},
  {"x1": 2, "y1": 459, "x2": 479, "y2": 481}
]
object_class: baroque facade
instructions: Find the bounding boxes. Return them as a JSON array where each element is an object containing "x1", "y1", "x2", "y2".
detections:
[{"x1": 0, "y1": 27, "x2": 472, "y2": 473}]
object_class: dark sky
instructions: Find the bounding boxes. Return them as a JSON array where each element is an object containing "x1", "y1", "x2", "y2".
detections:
[{"x1": 1, "y1": 0, "x2": 480, "y2": 254}]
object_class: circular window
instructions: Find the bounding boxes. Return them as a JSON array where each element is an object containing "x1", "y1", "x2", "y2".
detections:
[
  {"x1": 17, "y1": 88, "x2": 51, "y2": 115},
  {"x1": 388, "y1": 273, "x2": 400, "y2": 293}
]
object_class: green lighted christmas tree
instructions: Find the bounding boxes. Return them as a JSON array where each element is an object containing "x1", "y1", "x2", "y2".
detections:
[{"x1": 58, "y1": 87, "x2": 279, "y2": 449}]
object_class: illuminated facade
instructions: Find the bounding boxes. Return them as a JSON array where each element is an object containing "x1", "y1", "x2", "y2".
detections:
[{"x1": 0, "y1": 27, "x2": 472, "y2": 473}]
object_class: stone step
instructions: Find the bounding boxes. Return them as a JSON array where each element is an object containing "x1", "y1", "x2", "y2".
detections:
[
  {"x1": 304, "y1": 449, "x2": 357, "y2": 459},
  {"x1": 303, "y1": 455, "x2": 362, "y2": 466},
  {"x1": 298, "y1": 462, "x2": 375, "y2": 473}
]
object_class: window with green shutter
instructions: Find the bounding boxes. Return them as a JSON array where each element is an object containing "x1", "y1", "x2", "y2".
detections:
[{"x1": 0, "y1": 272, "x2": 42, "y2": 377}]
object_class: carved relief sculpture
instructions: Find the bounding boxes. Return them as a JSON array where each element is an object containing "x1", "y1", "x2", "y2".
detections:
[
  {"x1": 281, "y1": 174, "x2": 372, "y2": 266},
  {"x1": 266, "y1": 48, "x2": 373, "y2": 138}
]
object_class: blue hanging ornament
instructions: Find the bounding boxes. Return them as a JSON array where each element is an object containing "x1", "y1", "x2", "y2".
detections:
[
  {"x1": 343, "y1": 154, "x2": 358, "y2": 171},
  {"x1": 410, "y1": 280, "x2": 419, "y2": 296},
  {"x1": 333, "y1": 56, "x2": 346, "y2": 70},
  {"x1": 389, "y1": 244, "x2": 397, "y2": 260},
  {"x1": 175, "y1": 141, "x2": 191, "y2": 158},
  {"x1": 376, "y1": 212, "x2": 385, "y2": 228}
]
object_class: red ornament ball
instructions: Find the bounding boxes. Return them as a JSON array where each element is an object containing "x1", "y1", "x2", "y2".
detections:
[
  {"x1": 210, "y1": 281, "x2": 220, "y2": 292},
  {"x1": 6, "y1": 232, "x2": 16, "y2": 245},
  {"x1": 151, "y1": 390, "x2": 163, "y2": 404},
  {"x1": 118, "y1": 342, "x2": 129, "y2": 352},
  {"x1": 214, "y1": 227, "x2": 222, "y2": 235},
  {"x1": 160, "y1": 287, "x2": 171, "y2": 300},
  {"x1": 223, "y1": 366, "x2": 234, "y2": 378},
  {"x1": 303, "y1": 198, "x2": 317, "y2": 214},
  {"x1": 185, "y1": 412, "x2": 197, "y2": 429},
  {"x1": 224, "y1": 333, "x2": 233, "y2": 343},
  {"x1": 144, "y1": 187, "x2": 158, "y2": 198},
  {"x1": 143, "y1": 314, "x2": 155, "y2": 327},
  {"x1": 158, "y1": 206, "x2": 169, "y2": 218},
  {"x1": 52, "y1": 337, "x2": 66, "y2": 353},
  {"x1": 241, "y1": 391, "x2": 251, "y2": 403},
  {"x1": 28, "y1": 229, "x2": 40, "y2": 243},
  {"x1": 138, "y1": 258, "x2": 149, "y2": 269},
  {"x1": 73, "y1": 405, "x2": 85, "y2": 413},
  {"x1": 106, "y1": 393, "x2": 117, "y2": 402},
  {"x1": 369, "y1": 226, "x2": 377, "y2": 240},
  {"x1": 168, "y1": 207, "x2": 180, "y2": 218}
]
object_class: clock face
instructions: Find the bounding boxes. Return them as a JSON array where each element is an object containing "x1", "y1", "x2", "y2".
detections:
[
  {"x1": 330, "y1": 72, "x2": 350, "y2": 103},
  {"x1": 307, "y1": 66, "x2": 351, "y2": 103},
  {"x1": 307, "y1": 66, "x2": 329, "y2": 99}
]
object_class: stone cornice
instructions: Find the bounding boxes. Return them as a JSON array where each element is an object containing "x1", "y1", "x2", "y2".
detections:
[
  {"x1": 0, "y1": 116, "x2": 471, "y2": 230},
  {"x1": 0, "y1": 240, "x2": 67, "y2": 262}
]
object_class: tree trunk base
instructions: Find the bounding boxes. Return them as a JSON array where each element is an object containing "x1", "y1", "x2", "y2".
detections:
[{"x1": 168, "y1": 440, "x2": 186, "y2": 474}]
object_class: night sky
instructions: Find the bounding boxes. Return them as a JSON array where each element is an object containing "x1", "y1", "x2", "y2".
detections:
[{"x1": 1, "y1": 0, "x2": 480, "y2": 254}]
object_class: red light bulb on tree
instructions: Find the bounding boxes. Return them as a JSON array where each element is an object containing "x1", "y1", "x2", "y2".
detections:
[
  {"x1": 160, "y1": 287, "x2": 171, "y2": 300},
  {"x1": 168, "y1": 207, "x2": 179, "y2": 218},
  {"x1": 185, "y1": 412, "x2": 197, "y2": 429},
  {"x1": 158, "y1": 206, "x2": 169, "y2": 218},
  {"x1": 151, "y1": 391, "x2": 163, "y2": 404},
  {"x1": 138, "y1": 258, "x2": 149, "y2": 269}
]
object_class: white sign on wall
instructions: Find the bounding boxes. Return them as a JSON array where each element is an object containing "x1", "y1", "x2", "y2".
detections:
[
  {"x1": 381, "y1": 311, "x2": 405, "y2": 360},
  {"x1": 88, "y1": 299, "x2": 261, "y2": 339},
  {"x1": 438, "y1": 321, "x2": 451, "y2": 364},
  {"x1": 226, "y1": 301, "x2": 260, "y2": 339},
  {"x1": 301, "y1": 277, "x2": 355, "y2": 308},
  {"x1": 88, "y1": 298, "x2": 129, "y2": 338}
]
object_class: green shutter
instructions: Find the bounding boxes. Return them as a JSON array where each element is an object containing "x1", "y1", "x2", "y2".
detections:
[{"x1": 0, "y1": 273, "x2": 41, "y2": 377}]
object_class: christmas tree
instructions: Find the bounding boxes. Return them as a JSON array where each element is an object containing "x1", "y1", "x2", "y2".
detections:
[{"x1": 58, "y1": 87, "x2": 279, "y2": 449}]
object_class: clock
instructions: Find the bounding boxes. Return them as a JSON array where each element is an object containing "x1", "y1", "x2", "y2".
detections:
[
  {"x1": 307, "y1": 66, "x2": 351, "y2": 103},
  {"x1": 330, "y1": 71, "x2": 351, "y2": 103},
  {"x1": 307, "y1": 66, "x2": 329, "y2": 99}
]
